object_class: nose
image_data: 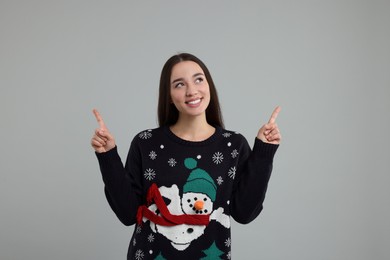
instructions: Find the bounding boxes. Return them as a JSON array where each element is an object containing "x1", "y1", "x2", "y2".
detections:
[
  {"x1": 194, "y1": 200, "x2": 204, "y2": 211},
  {"x1": 186, "y1": 83, "x2": 198, "y2": 96}
]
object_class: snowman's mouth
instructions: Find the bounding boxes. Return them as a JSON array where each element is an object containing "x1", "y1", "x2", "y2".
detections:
[{"x1": 191, "y1": 208, "x2": 208, "y2": 214}]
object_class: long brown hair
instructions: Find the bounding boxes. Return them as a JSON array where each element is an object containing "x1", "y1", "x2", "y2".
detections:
[{"x1": 157, "y1": 53, "x2": 224, "y2": 128}]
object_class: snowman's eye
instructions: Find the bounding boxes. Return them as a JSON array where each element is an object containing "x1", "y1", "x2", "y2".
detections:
[
  {"x1": 194, "y1": 197, "x2": 198, "y2": 200},
  {"x1": 204, "y1": 198, "x2": 207, "y2": 201},
  {"x1": 187, "y1": 199, "x2": 191, "y2": 203}
]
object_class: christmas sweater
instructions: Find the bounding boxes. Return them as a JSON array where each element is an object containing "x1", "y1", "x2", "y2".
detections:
[{"x1": 96, "y1": 126, "x2": 278, "y2": 260}]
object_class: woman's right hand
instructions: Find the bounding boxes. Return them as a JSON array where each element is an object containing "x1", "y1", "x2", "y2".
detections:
[{"x1": 91, "y1": 109, "x2": 116, "y2": 153}]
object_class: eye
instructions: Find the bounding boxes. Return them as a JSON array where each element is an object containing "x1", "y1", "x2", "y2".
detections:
[
  {"x1": 195, "y1": 77, "x2": 204, "y2": 84},
  {"x1": 174, "y1": 82, "x2": 184, "y2": 88}
]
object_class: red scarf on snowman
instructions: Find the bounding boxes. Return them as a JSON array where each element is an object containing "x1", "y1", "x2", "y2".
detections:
[{"x1": 136, "y1": 183, "x2": 210, "y2": 226}]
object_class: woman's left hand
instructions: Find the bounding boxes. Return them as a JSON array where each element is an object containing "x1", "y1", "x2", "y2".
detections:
[{"x1": 257, "y1": 106, "x2": 282, "y2": 145}]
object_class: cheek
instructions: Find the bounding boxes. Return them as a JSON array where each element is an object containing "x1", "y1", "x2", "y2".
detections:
[
  {"x1": 199, "y1": 84, "x2": 210, "y2": 97},
  {"x1": 170, "y1": 91, "x2": 180, "y2": 103},
  {"x1": 204, "y1": 90, "x2": 211, "y2": 105},
  {"x1": 170, "y1": 95, "x2": 184, "y2": 112}
]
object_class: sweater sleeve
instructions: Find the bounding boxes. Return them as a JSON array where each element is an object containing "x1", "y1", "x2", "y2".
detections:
[
  {"x1": 96, "y1": 139, "x2": 144, "y2": 226},
  {"x1": 230, "y1": 137, "x2": 279, "y2": 224}
]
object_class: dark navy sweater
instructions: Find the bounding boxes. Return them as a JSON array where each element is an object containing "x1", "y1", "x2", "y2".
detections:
[{"x1": 96, "y1": 126, "x2": 278, "y2": 260}]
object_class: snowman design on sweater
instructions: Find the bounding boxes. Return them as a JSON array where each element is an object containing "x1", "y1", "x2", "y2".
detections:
[{"x1": 137, "y1": 157, "x2": 230, "y2": 251}]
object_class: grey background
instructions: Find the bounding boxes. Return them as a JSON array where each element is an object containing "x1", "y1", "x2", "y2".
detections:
[{"x1": 1, "y1": 0, "x2": 389, "y2": 259}]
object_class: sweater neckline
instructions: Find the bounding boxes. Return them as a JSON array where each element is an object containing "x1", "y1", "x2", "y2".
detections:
[{"x1": 163, "y1": 125, "x2": 223, "y2": 146}]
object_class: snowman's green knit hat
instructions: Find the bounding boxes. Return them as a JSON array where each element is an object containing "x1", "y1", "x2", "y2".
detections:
[{"x1": 183, "y1": 158, "x2": 217, "y2": 202}]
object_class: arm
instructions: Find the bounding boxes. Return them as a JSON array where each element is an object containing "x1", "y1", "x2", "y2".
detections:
[
  {"x1": 96, "y1": 142, "x2": 144, "y2": 226},
  {"x1": 91, "y1": 109, "x2": 143, "y2": 226},
  {"x1": 230, "y1": 106, "x2": 281, "y2": 224},
  {"x1": 230, "y1": 139, "x2": 278, "y2": 224}
]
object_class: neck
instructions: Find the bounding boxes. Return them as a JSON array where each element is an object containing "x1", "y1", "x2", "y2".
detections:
[{"x1": 170, "y1": 115, "x2": 215, "y2": 142}]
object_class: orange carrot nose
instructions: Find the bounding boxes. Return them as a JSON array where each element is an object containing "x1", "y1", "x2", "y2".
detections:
[{"x1": 194, "y1": 200, "x2": 204, "y2": 211}]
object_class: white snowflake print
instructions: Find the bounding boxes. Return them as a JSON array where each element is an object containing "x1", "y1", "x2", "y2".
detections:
[
  {"x1": 227, "y1": 251, "x2": 231, "y2": 259},
  {"x1": 147, "y1": 233, "x2": 155, "y2": 243},
  {"x1": 212, "y1": 152, "x2": 224, "y2": 164},
  {"x1": 222, "y1": 132, "x2": 232, "y2": 138},
  {"x1": 132, "y1": 238, "x2": 136, "y2": 246},
  {"x1": 149, "y1": 151, "x2": 157, "y2": 160},
  {"x1": 231, "y1": 149, "x2": 239, "y2": 158},
  {"x1": 144, "y1": 168, "x2": 156, "y2": 181},
  {"x1": 228, "y1": 166, "x2": 236, "y2": 179},
  {"x1": 216, "y1": 176, "x2": 224, "y2": 185},
  {"x1": 225, "y1": 237, "x2": 231, "y2": 247},
  {"x1": 167, "y1": 158, "x2": 177, "y2": 167},
  {"x1": 139, "y1": 131, "x2": 152, "y2": 140},
  {"x1": 136, "y1": 225, "x2": 142, "y2": 234},
  {"x1": 135, "y1": 249, "x2": 144, "y2": 260}
]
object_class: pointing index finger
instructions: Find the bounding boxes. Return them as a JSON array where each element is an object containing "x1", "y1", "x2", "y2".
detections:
[
  {"x1": 93, "y1": 109, "x2": 107, "y2": 129},
  {"x1": 268, "y1": 106, "x2": 281, "y2": 124}
]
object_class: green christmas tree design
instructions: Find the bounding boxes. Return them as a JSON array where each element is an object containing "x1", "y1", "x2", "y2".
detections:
[
  {"x1": 200, "y1": 241, "x2": 224, "y2": 259},
  {"x1": 154, "y1": 252, "x2": 166, "y2": 260}
]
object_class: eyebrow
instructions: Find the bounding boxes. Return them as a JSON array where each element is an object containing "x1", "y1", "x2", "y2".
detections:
[{"x1": 171, "y1": 73, "x2": 205, "y2": 85}]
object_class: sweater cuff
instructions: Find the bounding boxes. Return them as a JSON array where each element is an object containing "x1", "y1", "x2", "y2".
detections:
[
  {"x1": 253, "y1": 138, "x2": 279, "y2": 158},
  {"x1": 95, "y1": 146, "x2": 121, "y2": 164}
]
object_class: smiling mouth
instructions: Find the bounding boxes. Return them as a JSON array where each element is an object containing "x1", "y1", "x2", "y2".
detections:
[
  {"x1": 173, "y1": 241, "x2": 191, "y2": 245},
  {"x1": 171, "y1": 241, "x2": 191, "y2": 250},
  {"x1": 185, "y1": 98, "x2": 202, "y2": 105}
]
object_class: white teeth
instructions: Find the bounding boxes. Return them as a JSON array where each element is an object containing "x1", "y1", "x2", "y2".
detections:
[{"x1": 187, "y1": 99, "x2": 201, "y2": 105}]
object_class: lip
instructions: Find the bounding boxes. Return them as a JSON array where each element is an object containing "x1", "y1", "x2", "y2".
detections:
[{"x1": 185, "y1": 98, "x2": 203, "y2": 105}]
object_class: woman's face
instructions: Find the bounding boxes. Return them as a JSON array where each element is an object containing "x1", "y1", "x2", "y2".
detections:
[{"x1": 170, "y1": 61, "x2": 210, "y2": 120}]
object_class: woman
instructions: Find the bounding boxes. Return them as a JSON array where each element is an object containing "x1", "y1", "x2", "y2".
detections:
[{"x1": 91, "y1": 53, "x2": 281, "y2": 259}]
